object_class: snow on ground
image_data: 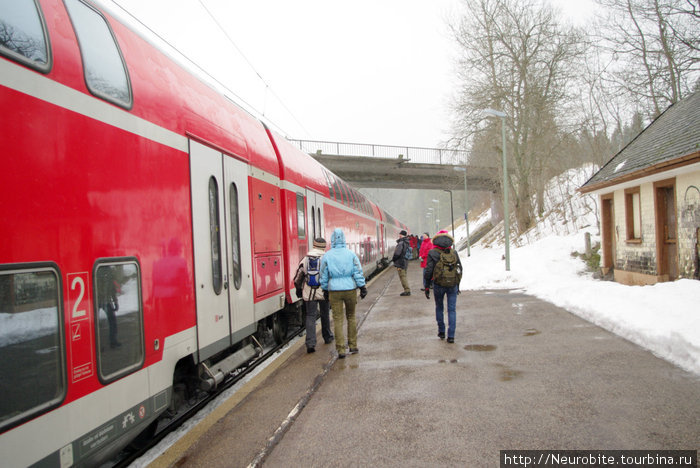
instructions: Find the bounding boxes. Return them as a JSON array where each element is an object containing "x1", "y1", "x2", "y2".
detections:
[{"x1": 454, "y1": 165, "x2": 700, "y2": 376}]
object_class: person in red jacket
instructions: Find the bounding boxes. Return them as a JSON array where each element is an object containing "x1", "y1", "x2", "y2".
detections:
[
  {"x1": 419, "y1": 232, "x2": 434, "y2": 269},
  {"x1": 409, "y1": 234, "x2": 418, "y2": 260}
]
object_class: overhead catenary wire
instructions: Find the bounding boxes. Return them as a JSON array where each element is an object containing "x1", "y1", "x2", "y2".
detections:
[
  {"x1": 195, "y1": 0, "x2": 312, "y2": 137},
  {"x1": 108, "y1": 0, "x2": 305, "y2": 138}
]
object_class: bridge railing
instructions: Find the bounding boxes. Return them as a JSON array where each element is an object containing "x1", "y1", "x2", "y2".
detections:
[{"x1": 287, "y1": 139, "x2": 468, "y2": 165}]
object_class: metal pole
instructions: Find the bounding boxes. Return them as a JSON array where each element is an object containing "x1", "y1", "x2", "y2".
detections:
[
  {"x1": 445, "y1": 190, "x2": 454, "y2": 240},
  {"x1": 501, "y1": 116, "x2": 510, "y2": 271},
  {"x1": 464, "y1": 167, "x2": 470, "y2": 256}
]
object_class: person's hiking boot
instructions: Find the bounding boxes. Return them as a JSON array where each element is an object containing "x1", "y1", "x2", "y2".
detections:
[
  {"x1": 349, "y1": 347, "x2": 359, "y2": 354},
  {"x1": 438, "y1": 332, "x2": 445, "y2": 340},
  {"x1": 338, "y1": 352, "x2": 346, "y2": 359},
  {"x1": 400, "y1": 291, "x2": 411, "y2": 296},
  {"x1": 447, "y1": 337, "x2": 454, "y2": 343},
  {"x1": 324, "y1": 336, "x2": 334, "y2": 344},
  {"x1": 307, "y1": 346, "x2": 315, "y2": 353}
]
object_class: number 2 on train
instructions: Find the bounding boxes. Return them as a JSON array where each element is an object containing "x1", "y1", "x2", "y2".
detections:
[{"x1": 68, "y1": 272, "x2": 89, "y2": 319}]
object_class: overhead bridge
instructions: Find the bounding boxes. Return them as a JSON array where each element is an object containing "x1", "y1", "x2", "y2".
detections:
[{"x1": 287, "y1": 139, "x2": 500, "y2": 191}]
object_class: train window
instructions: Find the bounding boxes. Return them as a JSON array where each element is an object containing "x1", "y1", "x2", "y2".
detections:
[
  {"x1": 338, "y1": 181, "x2": 348, "y2": 205},
  {"x1": 0, "y1": 0, "x2": 51, "y2": 73},
  {"x1": 0, "y1": 264, "x2": 65, "y2": 433},
  {"x1": 311, "y1": 206, "x2": 316, "y2": 240},
  {"x1": 64, "y1": 0, "x2": 132, "y2": 109},
  {"x1": 317, "y1": 208, "x2": 322, "y2": 237},
  {"x1": 229, "y1": 183, "x2": 242, "y2": 290},
  {"x1": 322, "y1": 170, "x2": 335, "y2": 200},
  {"x1": 296, "y1": 193, "x2": 306, "y2": 238},
  {"x1": 208, "y1": 177, "x2": 223, "y2": 295},
  {"x1": 376, "y1": 226, "x2": 380, "y2": 255},
  {"x1": 332, "y1": 177, "x2": 342, "y2": 203},
  {"x1": 93, "y1": 260, "x2": 144, "y2": 383},
  {"x1": 321, "y1": 171, "x2": 331, "y2": 199}
]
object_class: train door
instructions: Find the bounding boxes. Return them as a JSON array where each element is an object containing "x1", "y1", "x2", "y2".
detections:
[
  {"x1": 189, "y1": 140, "x2": 232, "y2": 362},
  {"x1": 306, "y1": 190, "x2": 324, "y2": 249},
  {"x1": 223, "y1": 156, "x2": 255, "y2": 339}
]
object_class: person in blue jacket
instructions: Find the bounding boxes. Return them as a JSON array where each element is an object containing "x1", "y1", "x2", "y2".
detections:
[{"x1": 320, "y1": 228, "x2": 368, "y2": 359}]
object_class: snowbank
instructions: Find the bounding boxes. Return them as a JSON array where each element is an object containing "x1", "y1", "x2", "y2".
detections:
[{"x1": 456, "y1": 165, "x2": 700, "y2": 376}]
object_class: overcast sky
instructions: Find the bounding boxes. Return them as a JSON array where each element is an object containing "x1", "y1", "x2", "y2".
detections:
[{"x1": 108, "y1": 0, "x2": 595, "y2": 149}]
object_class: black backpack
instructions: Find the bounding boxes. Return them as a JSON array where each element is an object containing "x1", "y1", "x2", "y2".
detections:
[{"x1": 432, "y1": 250, "x2": 462, "y2": 287}]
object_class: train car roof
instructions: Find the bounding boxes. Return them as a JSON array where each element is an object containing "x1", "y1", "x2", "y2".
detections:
[
  {"x1": 267, "y1": 130, "x2": 329, "y2": 195},
  {"x1": 91, "y1": 0, "x2": 280, "y2": 176}
]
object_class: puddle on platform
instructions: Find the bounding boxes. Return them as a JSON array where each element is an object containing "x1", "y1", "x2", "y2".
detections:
[
  {"x1": 438, "y1": 359, "x2": 460, "y2": 364},
  {"x1": 464, "y1": 344, "x2": 497, "y2": 352},
  {"x1": 523, "y1": 328, "x2": 541, "y2": 336},
  {"x1": 500, "y1": 368, "x2": 523, "y2": 381},
  {"x1": 493, "y1": 363, "x2": 523, "y2": 381}
]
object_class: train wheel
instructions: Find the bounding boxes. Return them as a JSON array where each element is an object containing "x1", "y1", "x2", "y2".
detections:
[
  {"x1": 127, "y1": 420, "x2": 158, "y2": 451},
  {"x1": 272, "y1": 311, "x2": 288, "y2": 344}
]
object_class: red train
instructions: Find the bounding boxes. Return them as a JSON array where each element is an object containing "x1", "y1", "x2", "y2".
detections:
[{"x1": 0, "y1": 1, "x2": 407, "y2": 466}]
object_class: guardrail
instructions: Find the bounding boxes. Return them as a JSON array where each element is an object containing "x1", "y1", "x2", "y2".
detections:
[{"x1": 287, "y1": 139, "x2": 469, "y2": 165}]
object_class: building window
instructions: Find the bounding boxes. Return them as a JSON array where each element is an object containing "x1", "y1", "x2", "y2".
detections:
[
  {"x1": 0, "y1": 0, "x2": 51, "y2": 72},
  {"x1": 297, "y1": 193, "x2": 306, "y2": 238},
  {"x1": 0, "y1": 264, "x2": 65, "y2": 432},
  {"x1": 625, "y1": 187, "x2": 642, "y2": 242},
  {"x1": 94, "y1": 259, "x2": 144, "y2": 383},
  {"x1": 64, "y1": 0, "x2": 132, "y2": 108}
]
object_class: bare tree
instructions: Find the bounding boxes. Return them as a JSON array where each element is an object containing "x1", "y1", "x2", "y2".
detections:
[
  {"x1": 449, "y1": 0, "x2": 584, "y2": 232},
  {"x1": 594, "y1": 0, "x2": 700, "y2": 118}
]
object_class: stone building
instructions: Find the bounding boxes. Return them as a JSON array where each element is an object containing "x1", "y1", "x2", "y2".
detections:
[{"x1": 581, "y1": 91, "x2": 700, "y2": 285}]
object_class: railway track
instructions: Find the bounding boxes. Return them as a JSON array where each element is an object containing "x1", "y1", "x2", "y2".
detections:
[
  {"x1": 112, "y1": 323, "x2": 305, "y2": 468},
  {"x1": 114, "y1": 264, "x2": 391, "y2": 467}
]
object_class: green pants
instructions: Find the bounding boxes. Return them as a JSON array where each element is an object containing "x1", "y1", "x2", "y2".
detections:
[
  {"x1": 397, "y1": 267, "x2": 410, "y2": 292},
  {"x1": 329, "y1": 289, "x2": 358, "y2": 352}
]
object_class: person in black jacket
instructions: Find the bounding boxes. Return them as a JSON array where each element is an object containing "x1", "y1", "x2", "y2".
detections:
[
  {"x1": 423, "y1": 230, "x2": 462, "y2": 343},
  {"x1": 391, "y1": 230, "x2": 411, "y2": 296}
]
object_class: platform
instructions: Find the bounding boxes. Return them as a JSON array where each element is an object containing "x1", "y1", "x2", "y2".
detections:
[{"x1": 148, "y1": 261, "x2": 700, "y2": 467}]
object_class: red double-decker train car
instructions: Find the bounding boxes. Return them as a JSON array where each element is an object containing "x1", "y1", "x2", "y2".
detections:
[{"x1": 0, "y1": 1, "x2": 407, "y2": 466}]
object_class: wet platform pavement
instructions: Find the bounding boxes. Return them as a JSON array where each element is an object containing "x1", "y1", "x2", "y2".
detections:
[{"x1": 151, "y1": 261, "x2": 700, "y2": 468}]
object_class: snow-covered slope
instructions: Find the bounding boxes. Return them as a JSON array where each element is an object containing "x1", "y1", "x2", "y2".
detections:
[{"x1": 454, "y1": 165, "x2": 700, "y2": 376}]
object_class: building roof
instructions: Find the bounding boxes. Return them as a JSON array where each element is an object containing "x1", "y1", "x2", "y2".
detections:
[{"x1": 581, "y1": 91, "x2": 700, "y2": 192}]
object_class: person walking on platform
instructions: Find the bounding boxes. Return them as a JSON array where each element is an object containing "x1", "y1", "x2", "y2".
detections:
[
  {"x1": 294, "y1": 237, "x2": 333, "y2": 354},
  {"x1": 410, "y1": 234, "x2": 418, "y2": 260},
  {"x1": 423, "y1": 230, "x2": 463, "y2": 343},
  {"x1": 418, "y1": 232, "x2": 433, "y2": 270},
  {"x1": 392, "y1": 230, "x2": 412, "y2": 296},
  {"x1": 320, "y1": 228, "x2": 368, "y2": 359}
]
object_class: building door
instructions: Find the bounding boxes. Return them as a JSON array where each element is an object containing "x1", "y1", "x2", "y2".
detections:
[
  {"x1": 655, "y1": 181, "x2": 678, "y2": 281},
  {"x1": 601, "y1": 194, "x2": 615, "y2": 272}
]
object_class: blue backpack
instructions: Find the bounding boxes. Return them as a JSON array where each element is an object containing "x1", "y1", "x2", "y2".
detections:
[{"x1": 306, "y1": 256, "x2": 321, "y2": 288}]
